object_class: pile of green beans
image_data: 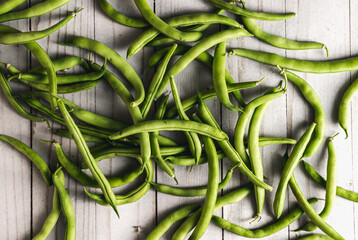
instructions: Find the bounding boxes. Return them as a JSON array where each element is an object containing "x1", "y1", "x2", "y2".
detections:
[{"x1": 2, "y1": 0, "x2": 358, "y2": 239}]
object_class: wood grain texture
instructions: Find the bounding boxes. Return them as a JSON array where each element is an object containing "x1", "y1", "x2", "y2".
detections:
[{"x1": 0, "y1": 0, "x2": 357, "y2": 239}]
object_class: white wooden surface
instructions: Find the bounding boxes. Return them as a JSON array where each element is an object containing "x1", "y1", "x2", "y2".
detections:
[{"x1": 0, "y1": 0, "x2": 357, "y2": 239}]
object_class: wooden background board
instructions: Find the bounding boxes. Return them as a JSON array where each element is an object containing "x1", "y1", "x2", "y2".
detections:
[{"x1": 0, "y1": 0, "x2": 357, "y2": 239}]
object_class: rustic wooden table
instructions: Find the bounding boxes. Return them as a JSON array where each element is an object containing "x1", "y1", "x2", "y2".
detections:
[{"x1": 0, "y1": 0, "x2": 357, "y2": 239}]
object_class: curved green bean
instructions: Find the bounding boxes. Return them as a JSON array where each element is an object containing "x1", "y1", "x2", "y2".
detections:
[
  {"x1": 0, "y1": 10, "x2": 82, "y2": 45},
  {"x1": 274, "y1": 122, "x2": 316, "y2": 219},
  {"x1": 29, "y1": 55, "x2": 89, "y2": 74},
  {"x1": 339, "y1": 77, "x2": 358, "y2": 138},
  {"x1": 0, "y1": 0, "x2": 26, "y2": 15},
  {"x1": 212, "y1": 198, "x2": 318, "y2": 238}
]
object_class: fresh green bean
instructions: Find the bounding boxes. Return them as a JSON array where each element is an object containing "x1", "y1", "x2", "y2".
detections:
[
  {"x1": 63, "y1": 37, "x2": 145, "y2": 107},
  {"x1": 279, "y1": 68, "x2": 325, "y2": 158},
  {"x1": 0, "y1": 62, "x2": 20, "y2": 75},
  {"x1": 284, "y1": 153, "x2": 344, "y2": 240},
  {"x1": 29, "y1": 55, "x2": 90, "y2": 74},
  {"x1": 208, "y1": 0, "x2": 295, "y2": 21},
  {"x1": 99, "y1": 0, "x2": 148, "y2": 28},
  {"x1": 165, "y1": 151, "x2": 226, "y2": 166},
  {"x1": 57, "y1": 99, "x2": 119, "y2": 216},
  {"x1": 155, "y1": 28, "x2": 252, "y2": 99},
  {"x1": 0, "y1": 0, "x2": 71, "y2": 23},
  {"x1": 0, "y1": 10, "x2": 82, "y2": 44},
  {"x1": 0, "y1": 0, "x2": 26, "y2": 15},
  {"x1": 150, "y1": 167, "x2": 234, "y2": 197},
  {"x1": 212, "y1": 199, "x2": 318, "y2": 238},
  {"x1": 146, "y1": 205, "x2": 200, "y2": 240},
  {"x1": 141, "y1": 44, "x2": 177, "y2": 119},
  {"x1": 52, "y1": 168, "x2": 75, "y2": 240},
  {"x1": 299, "y1": 135, "x2": 337, "y2": 231},
  {"x1": 274, "y1": 122, "x2": 316, "y2": 219},
  {"x1": 297, "y1": 235, "x2": 334, "y2": 240},
  {"x1": 196, "y1": 92, "x2": 272, "y2": 190},
  {"x1": 230, "y1": 48, "x2": 358, "y2": 73},
  {"x1": 109, "y1": 119, "x2": 228, "y2": 141},
  {"x1": 0, "y1": 134, "x2": 52, "y2": 185},
  {"x1": 302, "y1": 161, "x2": 358, "y2": 202},
  {"x1": 172, "y1": 184, "x2": 253, "y2": 240},
  {"x1": 339, "y1": 77, "x2": 358, "y2": 138},
  {"x1": 127, "y1": 13, "x2": 241, "y2": 58},
  {"x1": 170, "y1": 75, "x2": 202, "y2": 164},
  {"x1": 244, "y1": 137, "x2": 296, "y2": 148}
]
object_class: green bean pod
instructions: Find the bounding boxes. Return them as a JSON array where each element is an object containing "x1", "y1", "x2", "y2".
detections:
[
  {"x1": 57, "y1": 99, "x2": 119, "y2": 216},
  {"x1": 141, "y1": 44, "x2": 177, "y2": 119},
  {"x1": 208, "y1": 0, "x2": 295, "y2": 21},
  {"x1": 165, "y1": 151, "x2": 226, "y2": 166},
  {"x1": 244, "y1": 137, "x2": 297, "y2": 148},
  {"x1": 0, "y1": 0, "x2": 71, "y2": 23},
  {"x1": 52, "y1": 168, "x2": 75, "y2": 240},
  {"x1": 230, "y1": 48, "x2": 358, "y2": 73},
  {"x1": 127, "y1": 13, "x2": 241, "y2": 58},
  {"x1": 170, "y1": 76, "x2": 202, "y2": 164},
  {"x1": 150, "y1": 167, "x2": 233, "y2": 197},
  {"x1": 155, "y1": 28, "x2": 253, "y2": 99},
  {"x1": 299, "y1": 135, "x2": 337, "y2": 231},
  {"x1": 302, "y1": 161, "x2": 358, "y2": 202},
  {"x1": 0, "y1": 0, "x2": 26, "y2": 15},
  {"x1": 338, "y1": 77, "x2": 358, "y2": 138},
  {"x1": 109, "y1": 119, "x2": 228, "y2": 141},
  {"x1": 0, "y1": 10, "x2": 82, "y2": 45},
  {"x1": 274, "y1": 122, "x2": 316, "y2": 219},
  {"x1": 99, "y1": 0, "x2": 148, "y2": 28},
  {"x1": 0, "y1": 134, "x2": 52, "y2": 185},
  {"x1": 63, "y1": 37, "x2": 145, "y2": 107},
  {"x1": 280, "y1": 69, "x2": 325, "y2": 158},
  {"x1": 145, "y1": 205, "x2": 200, "y2": 240},
  {"x1": 172, "y1": 184, "x2": 253, "y2": 240},
  {"x1": 212, "y1": 198, "x2": 318, "y2": 238},
  {"x1": 29, "y1": 55, "x2": 90, "y2": 74},
  {"x1": 297, "y1": 234, "x2": 334, "y2": 240}
]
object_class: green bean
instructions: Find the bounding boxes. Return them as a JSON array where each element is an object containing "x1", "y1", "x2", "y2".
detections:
[
  {"x1": 166, "y1": 80, "x2": 262, "y2": 119},
  {"x1": 213, "y1": 40, "x2": 241, "y2": 111},
  {"x1": 150, "y1": 95, "x2": 177, "y2": 181},
  {"x1": 279, "y1": 68, "x2": 325, "y2": 158},
  {"x1": 283, "y1": 154, "x2": 344, "y2": 240},
  {"x1": 150, "y1": 166, "x2": 233, "y2": 197},
  {"x1": 89, "y1": 62, "x2": 151, "y2": 166},
  {"x1": 0, "y1": 10, "x2": 82, "y2": 45},
  {"x1": 52, "y1": 141, "x2": 143, "y2": 188},
  {"x1": 146, "y1": 205, "x2": 200, "y2": 240},
  {"x1": 302, "y1": 161, "x2": 358, "y2": 202},
  {"x1": 0, "y1": 0, "x2": 26, "y2": 15},
  {"x1": 55, "y1": 129, "x2": 106, "y2": 144},
  {"x1": 133, "y1": 0, "x2": 205, "y2": 43},
  {"x1": 52, "y1": 167, "x2": 75, "y2": 240},
  {"x1": 230, "y1": 48, "x2": 358, "y2": 73},
  {"x1": 99, "y1": 0, "x2": 148, "y2": 28},
  {"x1": 155, "y1": 28, "x2": 252, "y2": 99},
  {"x1": 234, "y1": 86, "x2": 285, "y2": 167},
  {"x1": 247, "y1": 91, "x2": 276, "y2": 219},
  {"x1": 339, "y1": 77, "x2": 358, "y2": 138},
  {"x1": 32, "y1": 180, "x2": 61, "y2": 240},
  {"x1": 127, "y1": 13, "x2": 241, "y2": 58},
  {"x1": 0, "y1": 0, "x2": 71, "y2": 23},
  {"x1": 141, "y1": 44, "x2": 177, "y2": 119},
  {"x1": 187, "y1": 134, "x2": 219, "y2": 240},
  {"x1": 170, "y1": 76, "x2": 202, "y2": 164},
  {"x1": 29, "y1": 55, "x2": 90, "y2": 74},
  {"x1": 0, "y1": 134, "x2": 52, "y2": 185},
  {"x1": 212, "y1": 198, "x2": 318, "y2": 238},
  {"x1": 172, "y1": 184, "x2": 253, "y2": 240},
  {"x1": 196, "y1": 92, "x2": 273, "y2": 190},
  {"x1": 147, "y1": 45, "x2": 250, "y2": 107},
  {"x1": 0, "y1": 67, "x2": 47, "y2": 123},
  {"x1": 239, "y1": 1, "x2": 326, "y2": 54},
  {"x1": 274, "y1": 122, "x2": 316, "y2": 219},
  {"x1": 57, "y1": 99, "x2": 119, "y2": 216},
  {"x1": 0, "y1": 62, "x2": 20, "y2": 75},
  {"x1": 297, "y1": 235, "x2": 334, "y2": 240},
  {"x1": 299, "y1": 135, "x2": 338, "y2": 231},
  {"x1": 109, "y1": 119, "x2": 228, "y2": 141},
  {"x1": 63, "y1": 37, "x2": 145, "y2": 107},
  {"x1": 165, "y1": 151, "x2": 226, "y2": 166},
  {"x1": 84, "y1": 159, "x2": 153, "y2": 206},
  {"x1": 244, "y1": 137, "x2": 297, "y2": 148},
  {"x1": 0, "y1": 25, "x2": 58, "y2": 109},
  {"x1": 208, "y1": 0, "x2": 295, "y2": 21}
]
